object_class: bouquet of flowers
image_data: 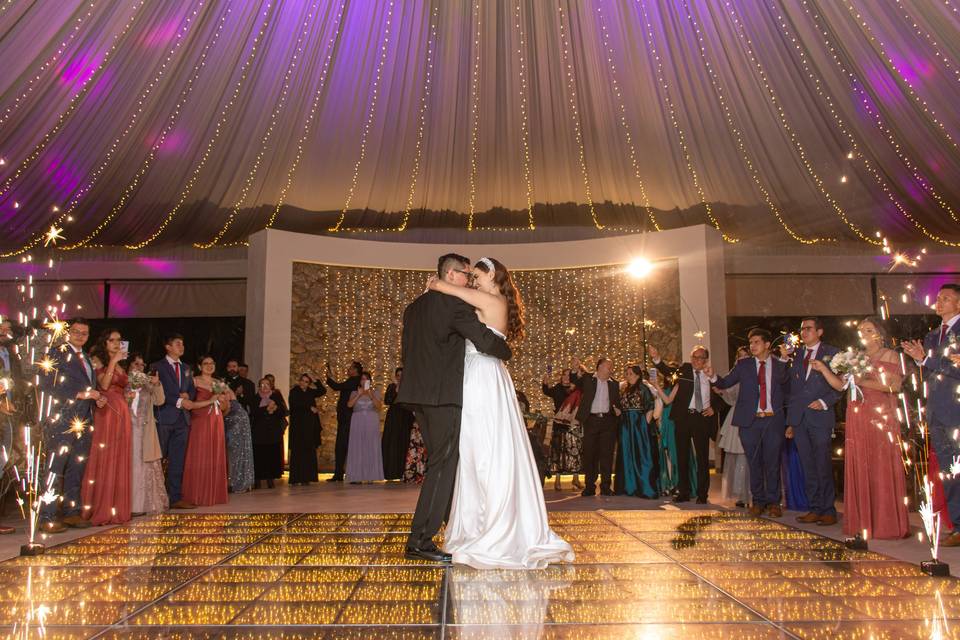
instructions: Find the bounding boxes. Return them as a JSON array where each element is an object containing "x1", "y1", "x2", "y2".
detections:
[
  {"x1": 829, "y1": 348, "x2": 872, "y2": 377},
  {"x1": 128, "y1": 370, "x2": 151, "y2": 390},
  {"x1": 211, "y1": 380, "x2": 230, "y2": 396}
]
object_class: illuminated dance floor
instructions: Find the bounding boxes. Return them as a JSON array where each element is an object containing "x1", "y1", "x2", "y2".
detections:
[{"x1": 3, "y1": 510, "x2": 959, "y2": 638}]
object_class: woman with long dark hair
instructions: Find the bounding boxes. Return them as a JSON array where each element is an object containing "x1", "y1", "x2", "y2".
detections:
[
  {"x1": 615, "y1": 365, "x2": 658, "y2": 498},
  {"x1": 382, "y1": 367, "x2": 415, "y2": 480},
  {"x1": 809, "y1": 316, "x2": 908, "y2": 539},
  {"x1": 426, "y1": 257, "x2": 573, "y2": 569}
]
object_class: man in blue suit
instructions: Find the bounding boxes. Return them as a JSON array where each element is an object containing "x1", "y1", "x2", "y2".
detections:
[
  {"x1": 785, "y1": 318, "x2": 841, "y2": 526},
  {"x1": 151, "y1": 333, "x2": 197, "y2": 509},
  {"x1": 38, "y1": 318, "x2": 104, "y2": 533},
  {"x1": 709, "y1": 328, "x2": 790, "y2": 517},
  {"x1": 904, "y1": 284, "x2": 960, "y2": 546}
]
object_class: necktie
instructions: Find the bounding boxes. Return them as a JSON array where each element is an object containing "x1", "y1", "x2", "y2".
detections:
[
  {"x1": 78, "y1": 350, "x2": 92, "y2": 382},
  {"x1": 174, "y1": 362, "x2": 181, "y2": 387},
  {"x1": 802, "y1": 349, "x2": 812, "y2": 380},
  {"x1": 758, "y1": 360, "x2": 768, "y2": 412},
  {"x1": 940, "y1": 324, "x2": 949, "y2": 345},
  {"x1": 693, "y1": 370, "x2": 703, "y2": 411}
]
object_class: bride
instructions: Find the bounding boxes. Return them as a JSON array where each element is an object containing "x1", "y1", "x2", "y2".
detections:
[{"x1": 426, "y1": 256, "x2": 574, "y2": 570}]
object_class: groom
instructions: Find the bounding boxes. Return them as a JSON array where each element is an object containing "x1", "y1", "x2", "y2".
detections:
[{"x1": 397, "y1": 253, "x2": 513, "y2": 562}]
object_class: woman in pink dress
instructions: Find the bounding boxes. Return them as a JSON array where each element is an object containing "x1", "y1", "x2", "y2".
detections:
[
  {"x1": 181, "y1": 355, "x2": 230, "y2": 506},
  {"x1": 810, "y1": 316, "x2": 909, "y2": 540},
  {"x1": 82, "y1": 329, "x2": 132, "y2": 526}
]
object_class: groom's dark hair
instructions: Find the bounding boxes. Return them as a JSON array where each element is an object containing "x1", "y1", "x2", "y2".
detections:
[{"x1": 437, "y1": 253, "x2": 470, "y2": 279}]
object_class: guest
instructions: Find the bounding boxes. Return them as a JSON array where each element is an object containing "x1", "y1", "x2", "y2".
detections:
[
  {"x1": 784, "y1": 318, "x2": 841, "y2": 526},
  {"x1": 151, "y1": 334, "x2": 197, "y2": 509},
  {"x1": 225, "y1": 359, "x2": 257, "y2": 416},
  {"x1": 404, "y1": 420, "x2": 427, "y2": 484},
  {"x1": 650, "y1": 365, "x2": 696, "y2": 497},
  {"x1": 904, "y1": 284, "x2": 960, "y2": 546},
  {"x1": 548, "y1": 377, "x2": 584, "y2": 491},
  {"x1": 714, "y1": 346, "x2": 751, "y2": 507},
  {"x1": 83, "y1": 329, "x2": 132, "y2": 526},
  {"x1": 345, "y1": 371, "x2": 384, "y2": 483},
  {"x1": 651, "y1": 345, "x2": 720, "y2": 504},
  {"x1": 709, "y1": 329, "x2": 790, "y2": 517},
  {"x1": 127, "y1": 355, "x2": 168, "y2": 515},
  {"x1": 39, "y1": 318, "x2": 102, "y2": 533},
  {"x1": 181, "y1": 356, "x2": 229, "y2": 506},
  {"x1": 518, "y1": 391, "x2": 550, "y2": 486},
  {"x1": 541, "y1": 366, "x2": 578, "y2": 411},
  {"x1": 382, "y1": 367, "x2": 415, "y2": 481},
  {"x1": 0, "y1": 320, "x2": 24, "y2": 535},
  {"x1": 812, "y1": 317, "x2": 908, "y2": 539},
  {"x1": 251, "y1": 377, "x2": 287, "y2": 488},
  {"x1": 223, "y1": 386, "x2": 255, "y2": 493},
  {"x1": 326, "y1": 360, "x2": 362, "y2": 481},
  {"x1": 615, "y1": 365, "x2": 657, "y2": 498},
  {"x1": 575, "y1": 358, "x2": 621, "y2": 497},
  {"x1": 288, "y1": 373, "x2": 326, "y2": 485}
]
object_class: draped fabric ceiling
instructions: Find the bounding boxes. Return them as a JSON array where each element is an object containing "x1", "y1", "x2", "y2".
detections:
[{"x1": 1, "y1": 0, "x2": 959, "y2": 253}]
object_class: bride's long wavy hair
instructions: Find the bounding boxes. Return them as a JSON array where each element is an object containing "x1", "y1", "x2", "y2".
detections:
[{"x1": 475, "y1": 258, "x2": 525, "y2": 343}]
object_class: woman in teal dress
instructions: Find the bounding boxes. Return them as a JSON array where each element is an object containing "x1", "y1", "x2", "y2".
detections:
[
  {"x1": 651, "y1": 370, "x2": 697, "y2": 497},
  {"x1": 615, "y1": 365, "x2": 658, "y2": 498}
]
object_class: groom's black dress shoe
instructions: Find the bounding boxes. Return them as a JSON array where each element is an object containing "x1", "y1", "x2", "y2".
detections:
[
  {"x1": 580, "y1": 488, "x2": 596, "y2": 497},
  {"x1": 404, "y1": 546, "x2": 452, "y2": 563},
  {"x1": 672, "y1": 494, "x2": 690, "y2": 503}
]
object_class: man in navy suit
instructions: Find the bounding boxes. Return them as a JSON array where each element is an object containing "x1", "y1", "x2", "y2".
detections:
[
  {"x1": 151, "y1": 333, "x2": 197, "y2": 509},
  {"x1": 904, "y1": 284, "x2": 960, "y2": 546},
  {"x1": 709, "y1": 328, "x2": 790, "y2": 517},
  {"x1": 785, "y1": 318, "x2": 841, "y2": 526},
  {"x1": 38, "y1": 318, "x2": 105, "y2": 533}
]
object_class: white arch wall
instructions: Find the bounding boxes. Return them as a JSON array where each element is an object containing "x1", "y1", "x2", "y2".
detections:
[{"x1": 245, "y1": 225, "x2": 727, "y2": 396}]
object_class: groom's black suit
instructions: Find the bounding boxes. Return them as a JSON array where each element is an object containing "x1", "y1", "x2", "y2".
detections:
[{"x1": 397, "y1": 290, "x2": 512, "y2": 551}]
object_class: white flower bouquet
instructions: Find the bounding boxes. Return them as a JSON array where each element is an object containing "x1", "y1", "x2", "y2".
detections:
[
  {"x1": 829, "y1": 348, "x2": 872, "y2": 378},
  {"x1": 211, "y1": 379, "x2": 230, "y2": 396},
  {"x1": 128, "y1": 370, "x2": 151, "y2": 390}
]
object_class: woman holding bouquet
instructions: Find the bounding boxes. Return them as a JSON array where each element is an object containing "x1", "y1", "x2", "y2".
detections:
[
  {"x1": 127, "y1": 355, "x2": 168, "y2": 514},
  {"x1": 809, "y1": 316, "x2": 908, "y2": 539},
  {"x1": 181, "y1": 355, "x2": 229, "y2": 506}
]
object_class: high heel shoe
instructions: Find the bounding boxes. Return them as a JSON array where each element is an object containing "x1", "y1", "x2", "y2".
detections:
[{"x1": 553, "y1": 476, "x2": 562, "y2": 491}]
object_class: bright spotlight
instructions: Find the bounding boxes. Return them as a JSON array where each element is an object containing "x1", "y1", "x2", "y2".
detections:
[{"x1": 626, "y1": 258, "x2": 653, "y2": 279}]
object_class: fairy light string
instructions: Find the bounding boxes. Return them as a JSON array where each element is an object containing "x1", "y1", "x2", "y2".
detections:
[
  {"x1": 557, "y1": 2, "x2": 604, "y2": 231},
  {"x1": 0, "y1": 1, "x2": 147, "y2": 201},
  {"x1": 515, "y1": 0, "x2": 536, "y2": 231},
  {"x1": 782, "y1": 1, "x2": 960, "y2": 246},
  {"x1": 466, "y1": 0, "x2": 482, "y2": 231},
  {"x1": 637, "y1": 0, "x2": 736, "y2": 242},
  {"x1": 681, "y1": 0, "x2": 830, "y2": 244},
  {"x1": 3, "y1": 0, "x2": 214, "y2": 258},
  {"x1": 892, "y1": 0, "x2": 960, "y2": 85},
  {"x1": 194, "y1": 1, "x2": 319, "y2": 248},
  {"x1": 328, "y1": 0, "x2": 395, "y2": 232},
  {"x1": 595, "y1": 1, "x2": 658, "y2": 233},
  {"x1": 718, "y1": 0, "x2": 875, "y2": 245}
]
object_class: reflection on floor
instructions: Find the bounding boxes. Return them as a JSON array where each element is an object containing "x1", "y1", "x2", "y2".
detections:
[{"x1": 2, "y1": 510, "x2": 958, "y2": 638}]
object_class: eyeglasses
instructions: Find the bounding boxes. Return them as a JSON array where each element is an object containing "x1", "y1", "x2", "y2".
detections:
[{"x1": 454, "y1": 269, "x2": 475, "y2": 281}]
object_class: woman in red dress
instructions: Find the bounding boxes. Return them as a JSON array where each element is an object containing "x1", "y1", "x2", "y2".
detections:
[
  {"x1": 82, "y1": 329, "x2": 132, "y2": 526},
  {"x1": 810, "y1": 316, "x2": 909, "y2": 540},
  {"x1": 181, "y1": 355, "x2": 229, "y2": 506}
]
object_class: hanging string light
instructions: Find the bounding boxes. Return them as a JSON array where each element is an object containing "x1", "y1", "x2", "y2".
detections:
[
  {"x1": 0, "y1": 1, "x2": 147, "y2": 201},
  {"x1": 466, "y1": 0, "x2": 482, "y2": 231},
  {"x1": 680, "y1": 0, "x2": 829, "y2": 244},
  {"x1": 514, "y1": 0, "x2": 535, "y2": 230},
  {"x1": 556, "y1": 2, "x2": 604, "y2": 231},
  {"x1": 122, "y1": 3, "x2": 278, "y2": 249},
  {"x1": 328, "y1": 1, "x2": 396, "y2": 232},
  {"x1": 892, "y1": 0, "x2": 960, "y2": 85},
  {"x1": 637, "y1": 0, "x2": 737, "y2": 242},
  {"x1": 778, "y1": 1, "x2": 960, "y2": 247},
  {"x1": 4, "y1": 1, "x2": 214, "y2": 258},
  {"x1": 840, "y1": 1, "x2": 958, "y2": 151},
  {"x1": 260, "y1": 1, "x2": 346, "y2": 234},
  {"x1": 44, "y1": 3, "x2": 232, "y2": 253},
  {"x1": 719, "y1": 1, "x2": 875, "y2": 245},
  {"x1": 0, "y1": 2, "x2": 97, "y2": 132},
  {"x1": 194, "y1": 1, "x2": 319, "y2": 248},
  {"x1": 594, "y1": 2, "x2": 658, "y2": 233}
]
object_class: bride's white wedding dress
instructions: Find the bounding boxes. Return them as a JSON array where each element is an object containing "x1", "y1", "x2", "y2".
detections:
[{"x1": 444, "y1": 328, "x2": 575, "y2": 569}]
